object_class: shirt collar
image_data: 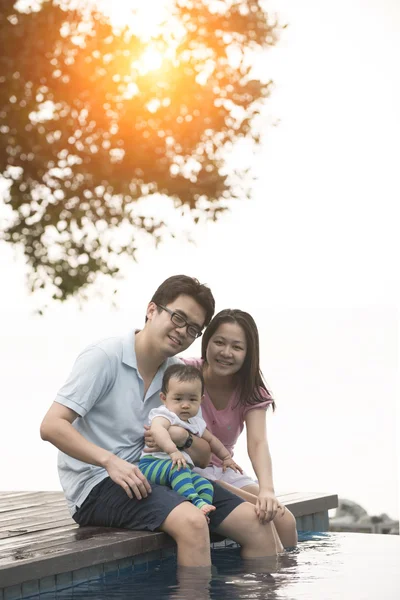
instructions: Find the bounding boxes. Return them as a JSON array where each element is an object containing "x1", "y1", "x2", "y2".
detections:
[
  {"x1": 122, "y1": 330, "x2": 139, "y2": 370},
  {"x1": 122, "y1": 329, "x2": 179, "y2": 380}
]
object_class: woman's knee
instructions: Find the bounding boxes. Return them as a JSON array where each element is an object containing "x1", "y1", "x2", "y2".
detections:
[
  {"x1": 227, "y1": 503, "x2": 284, "y2": 555},
  {"x1": 274, "y1": 508, "x2": 297, "y2": 528},
  {"x1": 219, "y1": 503, "x2": 277, "y2": 542},
  {"x1": 273, "y1": 509, "x2": 298, "y2": 547}
]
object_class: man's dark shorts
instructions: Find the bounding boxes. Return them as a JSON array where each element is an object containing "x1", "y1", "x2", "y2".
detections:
[{"x1": 73, "y1": 477, "x2": 244, "y2": 532}]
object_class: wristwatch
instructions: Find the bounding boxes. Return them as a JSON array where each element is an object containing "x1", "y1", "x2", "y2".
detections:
[{"x1": 177, "y1": 432, "x2": 193, "y2": 451}]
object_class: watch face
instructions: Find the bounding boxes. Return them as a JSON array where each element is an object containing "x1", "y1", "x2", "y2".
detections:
[{"x1": 185, "y1": 433, "x2": 193, "y2": 449}]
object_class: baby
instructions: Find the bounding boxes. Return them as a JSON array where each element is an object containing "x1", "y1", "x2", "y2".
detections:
[{"x1": 139, "y1": 363, "x2": 242, "y2": 517}]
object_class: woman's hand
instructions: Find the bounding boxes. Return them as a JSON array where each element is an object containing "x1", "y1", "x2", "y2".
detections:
[
  {"x1": 170, "y1": 450, "x2": 187, "y2": 471},
  {"x1": 143, "y1": 424, "x2": 161, "y2": 452},
  {"x1": 222, "y1": 457, "x2": 243, "y2": 474},
  {"x1": 103, "y1": 454, "x2": 152, "y2": 500},
  {"x1": 255, "y1": 489, "x2": 285, "y2": 523}
]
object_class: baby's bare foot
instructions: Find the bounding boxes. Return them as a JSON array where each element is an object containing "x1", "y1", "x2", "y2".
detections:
[{"x1": 200, "y1": 504, "x2": 216, "y2": 518}]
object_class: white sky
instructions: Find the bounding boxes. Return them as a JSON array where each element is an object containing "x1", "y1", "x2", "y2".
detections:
[{"x1": 1, "y1": 0, "x2": 399, "y2": 519}]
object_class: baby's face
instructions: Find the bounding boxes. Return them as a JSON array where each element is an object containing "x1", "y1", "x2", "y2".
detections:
[{"x1": 162, "y1": 377, "x2": 203, "y2": 421}]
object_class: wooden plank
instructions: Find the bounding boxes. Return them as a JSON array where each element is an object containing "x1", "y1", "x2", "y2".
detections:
[
  {"x1": 0, "y1": 525, "x2": 109, "y2": 552},
  {"x1": 0, "y1": 490, "x2": 338, "y2": 590},
  {"x1": 0, "y1": 491, "x2": 62, "y2": 505},
  {"x1": 0, "y1": 522, "x2": 76, "y2": 544},
  {"x1": 0, "y1": 529, "x2": 150, "y2": 567},
  {"x1": 0, "y1": 503, "x2": 69, "y2": 526},
  {"x1": 0, "y1": 526, "x2": 112, "y2": 559},
  {"x1": 0, "y1": 518, "x2": 76, "y2": 540},
  {"x1": 0, "y1": 507, "x2": 70, "y2": 529},
  {"x1": 0, "y1": 496, "x2": 65, "y2": 514},
  {"x1": 0, "y1": 493, "x2": 64, "y2": 507},
  {"x1": 280, "y1": 493, "x2": 338, "y2": 517},
  {"x1": 0, "y1": 531, "x2": 169, "y2": 588},
  {"x1": 0, "y1": 492, "x2": 45, "y2": 500}
]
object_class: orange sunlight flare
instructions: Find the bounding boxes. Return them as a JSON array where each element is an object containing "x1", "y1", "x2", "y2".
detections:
[{"x1": 94, "y1": 0, "x2": 185, "y2": 76}]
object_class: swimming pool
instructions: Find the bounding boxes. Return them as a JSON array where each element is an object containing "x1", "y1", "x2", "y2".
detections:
[{"x1": 41, "y1": 532, "x2": 400, "y2": 599}]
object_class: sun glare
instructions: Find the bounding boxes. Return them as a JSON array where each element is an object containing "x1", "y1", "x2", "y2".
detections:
[
  {"x1": 95, "y1": 0, "x2": 176, "y2": 40},
  {"x1": 93, "y1": 0, "x2": 185, "y2": 77},
  {"x1": 133, "y1": 46, "x2": 164, "y2": 75}
]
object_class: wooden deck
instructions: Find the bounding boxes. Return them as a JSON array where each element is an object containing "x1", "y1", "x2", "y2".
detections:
[{"x1": 0, "y1": 490, "x2": 338, "y2": 597}]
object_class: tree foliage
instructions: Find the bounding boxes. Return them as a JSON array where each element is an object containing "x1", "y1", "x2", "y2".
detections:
[{"x1": 0, "y1": 0, "x2": 278, "y2": 300}]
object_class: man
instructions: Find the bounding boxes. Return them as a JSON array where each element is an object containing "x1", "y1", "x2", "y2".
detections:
[{"x1": 40, "y1": 275, "x2": 282, "y2": 567}]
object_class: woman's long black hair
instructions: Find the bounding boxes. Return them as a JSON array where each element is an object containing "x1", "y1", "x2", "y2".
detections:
[{"x1": 201, "y1": 309, "x2": 275, "y2": 410}]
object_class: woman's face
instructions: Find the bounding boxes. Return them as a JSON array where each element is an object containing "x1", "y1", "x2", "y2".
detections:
[{"x1": 206, "y1": 321, "x2": 247, "y2": 378}]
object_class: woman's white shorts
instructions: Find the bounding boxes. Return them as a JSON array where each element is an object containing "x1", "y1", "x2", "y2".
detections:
[{"x1": 193, "y1": 465, "x2": 257, "y2": 489}]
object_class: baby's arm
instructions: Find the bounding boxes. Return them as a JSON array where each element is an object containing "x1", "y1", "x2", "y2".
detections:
[
  {"x1": 150, "y1": 417, "x2": 187, "y2": 470},
  {"x1": 201, "y1": 429, "x2": 243, "y2": 473}
]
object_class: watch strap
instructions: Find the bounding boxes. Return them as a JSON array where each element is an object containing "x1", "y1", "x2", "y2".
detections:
[{"x1": 177, "y1": 431, "x2": 193, "y2": 451}]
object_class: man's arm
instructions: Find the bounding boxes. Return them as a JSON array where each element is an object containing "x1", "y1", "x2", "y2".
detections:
[{"x1": 40, "y1": 402, "x2": 151, "y2": 499}]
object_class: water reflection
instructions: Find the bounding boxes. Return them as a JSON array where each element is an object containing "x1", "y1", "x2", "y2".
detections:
[{"x1": 52, "y1": 533, "x2": 400, "y2": 600}]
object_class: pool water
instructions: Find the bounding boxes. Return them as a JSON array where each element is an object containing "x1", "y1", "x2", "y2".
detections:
[{"x1": 47, "y1": 532, "x2": 400, "y2": 600}]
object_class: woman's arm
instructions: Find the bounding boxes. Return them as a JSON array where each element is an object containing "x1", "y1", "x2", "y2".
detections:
[
  {"x1": 245, "y1": 409, "x2": 284, "y2": 522},
  {"x1": 150, "y1": 416, "x2": 177, "y2": 454},
  {"x1": 181, "y1": 434, "x2": 211, "y2": 468},
  {"x1": 148, "y1": 418, "x2": 188, "y2": 469},
  {"x1": 202, "y1": 429, "x2": 243, "y2": 473},
  {"x1": 245, "y1": 409, "x2": 275, "y2": 492}
]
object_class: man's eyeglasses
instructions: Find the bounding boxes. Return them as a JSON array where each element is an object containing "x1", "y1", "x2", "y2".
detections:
[{"x1": 157, "y1": 305, "x2": 203, "y2": 339}]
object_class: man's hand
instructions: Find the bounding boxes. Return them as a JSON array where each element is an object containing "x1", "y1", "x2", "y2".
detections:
[
  {"x1": 222, "y1": 457, "x2": 244, "y2": 474},
  {"x1": 104, "y1": 454, "x2": 151, "y2": 500},
  {"x1": 170, "y1": 450, "x2": 187, "y2": 471}
]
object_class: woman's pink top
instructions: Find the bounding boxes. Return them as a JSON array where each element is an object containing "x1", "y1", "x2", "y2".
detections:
[{"x1": 183, "y1": 358, "x2": 273, "y2": 467}]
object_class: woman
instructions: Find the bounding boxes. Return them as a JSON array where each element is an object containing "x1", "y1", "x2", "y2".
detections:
[{"x1": 184, "y1": 309, "x2": 298, "y2": 549}]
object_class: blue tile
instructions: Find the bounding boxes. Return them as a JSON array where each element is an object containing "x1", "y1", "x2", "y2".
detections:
[
  {"x1": 146, "y1": 549, "x2": 161, "y2": 567},
  {"x1": 301, "y1": 515, "x2": 314, "y2": 532},
  {"x1": 88, "y1": 563, "x2": 104, "y2": 580},
  {"x1": 4, "y1": 586, "x2": 22, "y2": 600},
  {"x1": 103, "y1": 560, "x2": 119, "y2": 579},
  {"x1": 39, "y1": 576, "x2": 56, "y2": 595},
  {"x1": 133, "y1": 554, "x2": 148, "y2": 573},
  {"x1": 72, "y1": 567, "x2": 91, "y2": 585},
  {"x1": 21, "y1": 580, "x2": 40, "y2": 598},
  {"x1": 161, "y1": 547, "x2": 176, "y2": 559},
  {"x1": 56, "y1": 572, "x2": 73, "y2": 591},
  {"x1": 117, "y1": 557, "x2": 133, "y2": 575}
]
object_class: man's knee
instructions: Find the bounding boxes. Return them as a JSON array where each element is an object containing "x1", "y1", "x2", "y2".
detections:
[
  {"x1": 176, "y1": 508, "x2": 209, "y2": 541},
  {"x1": 161, "y1": 502, "x2": 209, "y2": 542}
]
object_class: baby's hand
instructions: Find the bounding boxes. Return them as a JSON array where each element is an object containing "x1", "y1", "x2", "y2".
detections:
[
  {"x1": 170, "y1": 450, "x2": 187, "y2": 471},
  {"x1": 223, "y1": 458, "x2": 243, "y2": 473},
  {"x1": 222, "y1": 457, "x2": 243, "y2": 474}
]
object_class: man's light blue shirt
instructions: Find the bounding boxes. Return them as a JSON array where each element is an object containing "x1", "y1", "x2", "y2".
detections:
[{"x1": 55, "y1": 330, "x2": 181, "y2": 515}]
